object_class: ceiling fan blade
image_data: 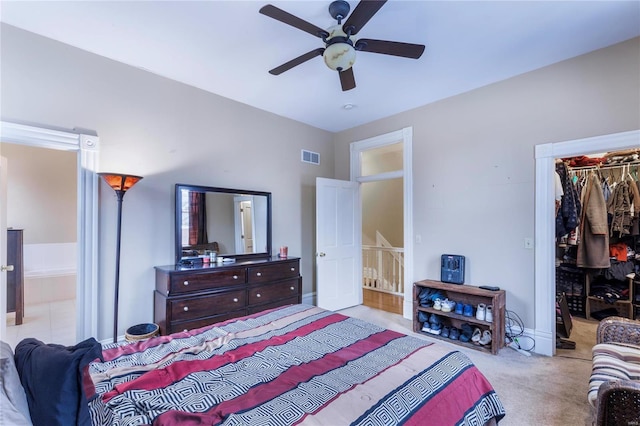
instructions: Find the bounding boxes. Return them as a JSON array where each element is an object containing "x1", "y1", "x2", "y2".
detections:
[
  {"x1": 355, "y1": 39, "x2": 425, "y2": 59},
  {"x1": 339, "y1": 67, "x2": 356, "y2": 91},
  {"x1": 342, "y1": 0, "x2": 387, "y2": 36},
  {"x1": 260, "y1": 4, "x2": 329, "y2": 39},
  {"x1": 269, "y1": 48, "x2": 325, "y2": 75}
]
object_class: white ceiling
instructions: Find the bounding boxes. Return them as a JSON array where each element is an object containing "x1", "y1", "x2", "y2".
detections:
[{"x1": 2, "y1": 1, "x2": 639, "y2": 132}]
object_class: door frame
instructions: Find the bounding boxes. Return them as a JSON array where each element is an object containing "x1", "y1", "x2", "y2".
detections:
[
  {"x1": 0, "y1": 121, "x2": 100, "y2": 340},
  {"x1": 1, "y1": 157, "x2": 7, "y2": 342},
  {"x1": 534, "y1": 129, "x2": 640, "y2": 356},
  {"x1": 350, "y1": 127, "x2": 414, "y2": 319}
]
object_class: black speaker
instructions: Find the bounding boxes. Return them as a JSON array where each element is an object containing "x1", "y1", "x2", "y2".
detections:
[{"x1": 441, "y1": 254, "x2": 465, "y2": 284}]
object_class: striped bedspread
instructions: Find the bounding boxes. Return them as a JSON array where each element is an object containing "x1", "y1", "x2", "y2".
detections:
[{"x1": 85, "y1": 304, "x2": 505, "y2": 425}]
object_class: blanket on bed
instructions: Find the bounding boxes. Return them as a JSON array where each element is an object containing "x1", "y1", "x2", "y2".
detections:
[{"x1": 86, "y1": 304, "x2": 505, "y2": 425}]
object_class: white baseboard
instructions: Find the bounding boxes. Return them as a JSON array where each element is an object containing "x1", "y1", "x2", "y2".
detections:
[{"x1": 302, "y1": 292, "x2": 316, "y2": 306}]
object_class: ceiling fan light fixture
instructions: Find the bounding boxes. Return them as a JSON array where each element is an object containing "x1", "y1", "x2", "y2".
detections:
[{"x1": 323, "y1": 42, "x2": 356, "y2": 71}]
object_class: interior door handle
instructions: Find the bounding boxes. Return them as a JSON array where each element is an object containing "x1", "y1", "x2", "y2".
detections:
[
  {"x1": 1, "y1": 265, "x2": 14, "y2": 272},
  {"x1": 318, "y1": 252, "x2": 326, "y2": 257}
]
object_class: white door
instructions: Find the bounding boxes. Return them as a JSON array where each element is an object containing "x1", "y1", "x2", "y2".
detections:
[
  {"x1": 316, "y1": 177, "x2": 361, "y2": 311},
  {"x1": 0, "y1": 157, "x2": 8, "y2": 342},
  {"x1": 241, "y1": 201, "x2": 254, "y2": 253}
]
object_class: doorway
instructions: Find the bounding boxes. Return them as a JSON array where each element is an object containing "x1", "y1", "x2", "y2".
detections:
[
  {"x1": 534, "y1": 129, "x2": 640, "y2": 356},
  {"x1": 2, "y1": 143, "x2": 77, "y2": 346},
  {"x1": 350, "y1": 127, "x2": 414, "y2": 319},
  {"x1": 0, "y1": 121, "x2": 99, "y2": 345}
]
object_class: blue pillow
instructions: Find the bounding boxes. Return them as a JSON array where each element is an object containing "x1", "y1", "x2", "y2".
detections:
[{"x1": 14, "y1": 337, "x2": 102, "y2": 426}]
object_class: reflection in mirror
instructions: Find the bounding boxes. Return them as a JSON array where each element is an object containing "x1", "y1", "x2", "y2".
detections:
[{"x1": 175, "y1": 184, "x2": 271, "y2": 263}]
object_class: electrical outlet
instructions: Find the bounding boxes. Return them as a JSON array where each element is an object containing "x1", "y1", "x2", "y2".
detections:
[{"x1": 524, "y1": 238, "x2": 534, "y2": 249}]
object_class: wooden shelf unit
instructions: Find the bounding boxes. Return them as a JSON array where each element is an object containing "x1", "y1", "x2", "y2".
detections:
[
  {"x1": 413, "y1": 279, "x2": 506, "y2": 355},
  {"x1": 585, "y1": 273, "x2": 634, "y2": 320}
]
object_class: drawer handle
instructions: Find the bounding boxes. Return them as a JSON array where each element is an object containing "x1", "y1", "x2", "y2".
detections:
[
  {"x1": 233, "y1": 298, "x2": 239, "y2": 303},
  {"x1": 290, "y1": 267, "x2": 295, "y2": 271},
  {"x1": 290, "y1": 286, "x2": 295, "y2": 291},
  {"x1": 233, "y1": 275, "x2": 238, "y2": 280},
  {"x1": 256, "y1": 293, "x2": 261, "y2": 298},
  {"x1": 256, "y1": 272, "x2": 262, "y2": 277},
  {"x1": 183, "y1": 306, "x2": 189, "y2": 312},
  {"x1": 183, "y1": 281, "x2": 189, "y2": 286}
]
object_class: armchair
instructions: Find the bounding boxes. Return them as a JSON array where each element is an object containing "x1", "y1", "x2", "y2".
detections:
[{"x1": 589, "y1": 316, "x2": 640, "y2": 426}]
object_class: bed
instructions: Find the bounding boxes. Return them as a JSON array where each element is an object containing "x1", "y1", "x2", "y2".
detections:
[{"x1": 11, "y1": 304, "x2": 505, "y2": 425}]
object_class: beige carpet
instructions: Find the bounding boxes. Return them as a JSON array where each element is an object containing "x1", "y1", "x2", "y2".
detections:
[{"x1": 339, "y1": 305, "x2": 596, "y2": 426}]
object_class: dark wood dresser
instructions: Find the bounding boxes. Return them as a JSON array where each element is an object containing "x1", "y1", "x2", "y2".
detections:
[{"x1": 154, "y1": 257, "x2": 301, "y2": 335}]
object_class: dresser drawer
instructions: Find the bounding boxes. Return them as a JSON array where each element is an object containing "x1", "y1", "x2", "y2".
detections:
[
  {"x1": 247, "y1": 261, "x2": 300, "y2": 284},
  {"x1": 169, "y1": 268, "x2": 246, "y2": 295},
  {"x1": 170, "y1": 290, "x2": 246, "y2": 321},
  {"x1": 168, "y1": 309, "x2": 247, "y2": 334},
  {"x1": 248, "y1": 296, "x2": 299, "y2": 315},
  {"x1": 248, "y1": 278, "x2": 300, "y2": 305}
]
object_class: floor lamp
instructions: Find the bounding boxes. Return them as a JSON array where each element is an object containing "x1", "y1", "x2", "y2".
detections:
[{"x1": 98, "y1": 173, "x2": 143, "y2": 343}]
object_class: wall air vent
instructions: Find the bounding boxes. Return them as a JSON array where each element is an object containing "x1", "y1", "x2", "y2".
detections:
[{"x1": 301, "y1": 149, "x2": 320, "y2": 165}]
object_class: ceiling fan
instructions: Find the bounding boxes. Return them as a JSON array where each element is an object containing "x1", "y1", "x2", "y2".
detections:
[{"x1": 259, "y1": 0, "x2": 425, "y2": 91}]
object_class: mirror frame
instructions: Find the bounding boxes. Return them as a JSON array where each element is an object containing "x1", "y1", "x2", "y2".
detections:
[{"x1": 175, "y1": 183, "x2": 272, "y2": 264}]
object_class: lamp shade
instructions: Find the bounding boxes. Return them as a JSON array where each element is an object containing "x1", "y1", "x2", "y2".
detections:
[{"x1": 98, "y1": 173, "x2": 143, "y2": 192}]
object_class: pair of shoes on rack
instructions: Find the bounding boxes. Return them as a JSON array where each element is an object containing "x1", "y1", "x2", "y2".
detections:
[
  {"x1": 475, "y1": 304, "x2": 493, "y2": 322},
  {"x1": 419, "y1": 289, "x2": 445, "y2": 308},
  {"x1": 441, "y1": 299, "x2": 456, "y2": 312},
  {"x1": 471, "y1": 328, "x2": 492, "y2": 346},
  {"x1": 448, "y1": 327, "x2": 460, "y2": 340},
  {"x1": 421, "y1": 313, "x2": 443, "y2": 335},
  {"x1": 454, "y1": 303, "x2": 464, "y2": 315},
  {"x1": 462, "y1": 304, "x2": 474, "y2": 317},
  {"x1": 459, "y1": 323, "x2": 474, "y2": 342}
]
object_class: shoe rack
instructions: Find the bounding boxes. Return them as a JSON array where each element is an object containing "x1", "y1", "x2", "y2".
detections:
[
  {"x1": 413, "y1": 279, "x2": 506, "y2": 355},
  {"x1": 585, "y1": 273, "x2": 634, "y2": 320}
]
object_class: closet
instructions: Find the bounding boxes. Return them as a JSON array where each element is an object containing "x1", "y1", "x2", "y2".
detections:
[{"x1": 555, "y1": 149, "x2": 640, "y2": 321}]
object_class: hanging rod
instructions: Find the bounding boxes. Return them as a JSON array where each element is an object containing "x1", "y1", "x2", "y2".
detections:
[{"x1": 567, "y1": 159, "x2": 640, "y2": 171}]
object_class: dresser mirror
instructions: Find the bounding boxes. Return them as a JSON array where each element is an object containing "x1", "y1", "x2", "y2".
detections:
[{"x1": 175, "y1": 184, "x2": 272, "y2": 263}]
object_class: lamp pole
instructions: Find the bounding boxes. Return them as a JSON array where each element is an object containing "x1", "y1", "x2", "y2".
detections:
[
  {"x1": 98, "y1": 173, "x2": 142, "y2": 343},
  {"x1": 113, "y1": 189, "x2": 125, "y2": 344}
]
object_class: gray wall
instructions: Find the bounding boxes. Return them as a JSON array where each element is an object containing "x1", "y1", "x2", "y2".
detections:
[
  {"x1": 334, "y1": 37, "x2": 640, "y2": 329},
  {"x1": 1, "y1": 24, "x2": 335, "y2": 340}
]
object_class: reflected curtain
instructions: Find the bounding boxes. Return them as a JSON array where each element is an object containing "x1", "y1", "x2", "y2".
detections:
[{"x1": 188, "y1": 192, "x2": 208, "y2": 245}]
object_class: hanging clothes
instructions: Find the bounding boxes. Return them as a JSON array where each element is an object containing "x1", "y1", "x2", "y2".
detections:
[
  {"x1": 556, "y1": 162, "x2": 581, "y2": 238},
  {"x1": 627, "y1": 175, "x2": 640, "y2": 236},
  {"x1": 576, "y1": 172, "x2": 610, "y2": 269},
  {"x1": 608, "y1": 179, "x2": 632, "y2": 238}
]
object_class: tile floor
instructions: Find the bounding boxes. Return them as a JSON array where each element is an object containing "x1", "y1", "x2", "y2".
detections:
[{"x1": 4, "y1": 299, "x2": 76, "y2": 349}]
